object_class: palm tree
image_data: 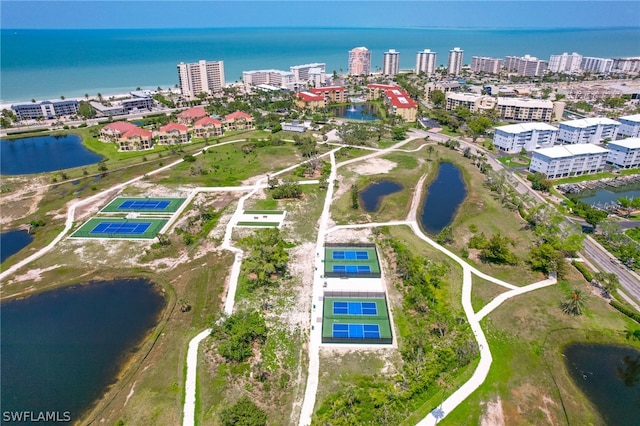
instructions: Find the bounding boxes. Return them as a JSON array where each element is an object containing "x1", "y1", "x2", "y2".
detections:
[{"x1": 561, "y1": 289, "x2": 586, "y2": 316}]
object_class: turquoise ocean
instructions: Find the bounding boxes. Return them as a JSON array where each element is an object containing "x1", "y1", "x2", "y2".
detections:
[{"x1": 1, "y1": 27, "x2": 639, "y2": 104}]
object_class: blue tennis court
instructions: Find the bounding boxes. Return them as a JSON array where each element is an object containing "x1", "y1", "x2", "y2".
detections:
[
  {"x1": 332, "y1": 323, "x2": 381, "y2": 339},
  {"x1": 89, "y1": 221, "x2": 151, "y2": 235},
  {"x1": 118, "y1": 200, "x2": 170, "y2": 210},
  {"x1": 332, "y1": 250, "x2": 370, "y2": 260},
  {"x1": 332, "y1": 265, "x2": 371, "y2": 274},
  {"x1": 333, "y1": 301, "x2": 378, "y2": 316}
]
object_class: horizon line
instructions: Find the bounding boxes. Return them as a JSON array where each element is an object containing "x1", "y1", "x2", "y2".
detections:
[{"x1": 2, "y1": 25, "x2": 640, "y2": 31}]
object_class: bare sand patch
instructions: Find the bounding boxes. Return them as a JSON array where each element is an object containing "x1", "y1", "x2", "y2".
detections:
[
  {"x1": 10, "y1": 264, "x2": 63, "y2": 283},
  {"x1": 481, "y1": 397, "x2": 505, "y2": 426},
  {"x1": 347, "y1": 158, "x2": 397, "y2": 176}
]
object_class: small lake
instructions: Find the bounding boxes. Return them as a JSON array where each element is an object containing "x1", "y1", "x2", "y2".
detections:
[
  {"x1": 564, "y1": 343, "x2": 640, "y2": 426},
  {"x1": 360, "y1": 180, "x2": 403, "y2": 212},
  {"x1": 1, "y1": 229, "x2": 34, "y2": 263},
  {"x1": 0, "y1": 278, "x2": 165, "y2": 422},
  {"x1": 420, "y1": 162, "x2": 467, "y2": 234},
  {"x1": 1, "y1": 134, "x2": 103, "y2": 175},
  {"x1": 333, "y1": 103, "x2": 379, "y2": 121}
]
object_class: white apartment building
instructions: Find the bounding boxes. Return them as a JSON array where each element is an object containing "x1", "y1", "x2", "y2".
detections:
[
  {"x1": 11, "y1": 99, "x2": 79, "y2": 120},
  {"x1": 290, "y1": 63, "x2": 326, "y2": 82},
  {"x1": 581, "y1": 57, "x2": 614, "y2": 74},
  {"x1": 612, "y1": 57, "x2": 640, "y2": 74},
  {"x1": 557, "y1": 117, "x2": 620, "y2": 144},
  {"x1": 383, "y1": 49, "x2": 400, "y2": 76},
  {"x1": 530, "y1": 144, "x2": 609, "y2": 179},
  {"x1": 496, "y1": 97, "x2": 557, "y2": 123},
  {"x1": 548, "y1": 52, "x2": 583, "y2": 73},
  {"x1": 416, "y1": 49, "x2": 437, "y2": 75},
  {"x1": 618, "y1": 114, "x2": 640, "y2": 138},
  {"x1": 349, "y1": 47, "x2": 371, "y2": 76},
  {"x1": 504, "y1": 55, "x2": 548, "y2": 77},
  {"x1": 494, "y1": 122, "x2": 559, "y2": 153},
  {"x1": 448, "y1": 47, "x2": 464, "y2": 76},
  {"x1": 445, "y1": 93, "x2": 496, "y2": 113},
  {"x1": 242, "y1": 69, "x2": 295, "y2": 89},
  {"x1": 177, "y1": 60, "x2": 225, "y2": 99},
  {"x1": 606, "y1": 138, "x2": 640, "y2": 169},
  {"x1": 470, "y1": 56, "x2": 502, "y2": 74}
]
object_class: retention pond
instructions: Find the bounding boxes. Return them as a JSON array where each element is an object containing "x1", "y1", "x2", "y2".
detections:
[
  {"x1": 1, "y1": 229, "x2": 34, "y2": 264},
  {"x1": 360, "y1": 180, "x2": 403, "y2": 212},
  {"x1": 0, "y1": 278, "x2": 165, "y2": 422},
  {"x1": 420, "y1": 162, "x2": 467, "y2": 235},
  {"x1": 1, "y1": 134, "x2": 103, "y2": 175},
  {"x1": 564, "y1": 343, "x2": 640, "y2": 426}
]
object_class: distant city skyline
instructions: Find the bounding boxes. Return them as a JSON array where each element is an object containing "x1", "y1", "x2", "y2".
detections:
[{"x1": 2, "y1": 1, "x2": 640, "y2": 30}]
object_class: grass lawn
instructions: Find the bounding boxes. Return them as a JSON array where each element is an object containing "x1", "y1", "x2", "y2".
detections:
[
  {"x1": 497, "y1": 155, "x2": 531, "y2": 167},
  {"x1": 154, "y1": 143, "x2": 303, "y2": 186},
  {"x1": 470, "y1": 276, "x2": 510, "y2": 313},
  {"x1": 441, "y1": 266, "x2": 640, "y2": 425}
]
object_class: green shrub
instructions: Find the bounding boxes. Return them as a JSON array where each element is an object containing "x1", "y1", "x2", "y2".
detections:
[
  {"x1": 610, "y1": 300, "x2": 640, "y2": 324},
  {"x1": 571, "y1": 260, "x2": 593, "y2": 282}
]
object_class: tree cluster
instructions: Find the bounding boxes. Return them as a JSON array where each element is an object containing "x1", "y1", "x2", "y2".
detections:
[
  {"x1": 239, "y1": 228, "x2": 291, "y2": 288},
  {"x1": 211, "y1": 311, "x2": 268, "y2": 362},
  {"x1": 336, "y1": 122, "x2": 377, "y2": 146},
  {"x1": 527, "y1": 172, "x2": 552, "y2": 192}
]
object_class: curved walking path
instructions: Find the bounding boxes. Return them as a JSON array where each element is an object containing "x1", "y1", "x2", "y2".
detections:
[{"x1": 298, "y1": 135, "x2": 557, "y2": 425}]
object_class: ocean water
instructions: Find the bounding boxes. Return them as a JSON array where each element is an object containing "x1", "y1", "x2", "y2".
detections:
[{"x1": 1, "y1": 27, "x2": 639, "y2": 103}]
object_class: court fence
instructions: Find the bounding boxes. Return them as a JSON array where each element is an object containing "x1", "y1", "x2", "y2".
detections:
[
  {"x1": 324, "y1": 291, "x2": 386, "y2": 299},
  {"x1": 325, "y1": 242, "x2": 376, "y2": 248},
  {"x1": 323, "y1": 271, "x2": 382, "y2": 279}
]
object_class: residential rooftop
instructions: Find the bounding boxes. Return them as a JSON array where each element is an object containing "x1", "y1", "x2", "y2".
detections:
[{"x1": 534, "y1": 143, "x2": 609, "y2": 159}]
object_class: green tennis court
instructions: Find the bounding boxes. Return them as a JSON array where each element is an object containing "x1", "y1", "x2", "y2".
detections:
[
  {"x1": 324, "y1": 244, "x2": 381, "y2": 278},
  {"x1": 71, "y1": 218, "x2": 168, "y2": 239},
  {"x1": 322, "y1": 296, "x2": 392, "y2": 344},
  {"x1": 101, "y1": 197, "x2": 186, "y2": 213}
]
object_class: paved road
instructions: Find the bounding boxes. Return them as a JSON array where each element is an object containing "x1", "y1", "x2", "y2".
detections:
[{"x1": 581, "y1": 236, "x2": 640, "y2": 303}]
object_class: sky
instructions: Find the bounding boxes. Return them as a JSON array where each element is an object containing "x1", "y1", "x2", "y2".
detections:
[{"x1": 2, "y1": 0, "x2": 639, "y2": 30}]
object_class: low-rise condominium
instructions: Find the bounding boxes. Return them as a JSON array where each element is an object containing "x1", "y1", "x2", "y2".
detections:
[
  {"x1": 496, "y1": 98, "x2": 559, "y2": 123},
  {"x1": 309, "y1": 86, "x2": 346, "y2": 103},
  {"x1": 606, "y1": 138, "x2": 640, "y2": 169},
  {"x1": 12, "y1": 99, "x2": 79, "y2": 120},
  {"x1": 618, "y1": 114, "x2": 640, "y2": 138},
  {"x1": 557, "y1": 117, "x2": 620, "y2": 144},
  {"x1": 529, "y1": 144, "x2": 609, "y2": 179},
  {"x1": 493, "y1": 123, "x2": 559, "y2": 153},
  {"x1": 445, "y1": 93, "x2": 496, "y2": 113}
]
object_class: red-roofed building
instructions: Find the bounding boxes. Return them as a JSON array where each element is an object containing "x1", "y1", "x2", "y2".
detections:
[
  {"x1": 310, "y1": 86, "x2": 346, "y2": 103},
  {"x1": 293, "y1": 91, "x2": 325, "y2": 111},
  {"x1": 224, "y1": 111, "x2": 254, "y2": 131},
  {"x1": 119, "y1": 128, "x2": 154, "y2": 151},
  {"x1": 366, "y1": 84, "x2": 401, "y2": 100},
  {"x1": 193, "y1": 116, "x2": 223, "y2": 138},
  {"x1": 156, "y1": 123, "x2": 190, "y2": 145},
  {"x1": 99, "y1": 121, "x2": 139, "y2": 142},
  {"x1": 177, "y1": 107, "x2": 208, "y2": 125},
  {"x1": 383, "y1": 88, "x2": 417, "y2": 122}
]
